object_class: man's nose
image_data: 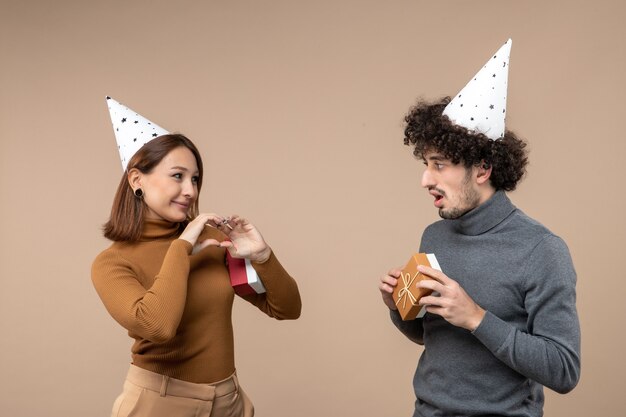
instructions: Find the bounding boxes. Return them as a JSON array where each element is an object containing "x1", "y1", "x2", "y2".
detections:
[{"x1": 421, "y1": 168, "x2": 433, "y2": 189}]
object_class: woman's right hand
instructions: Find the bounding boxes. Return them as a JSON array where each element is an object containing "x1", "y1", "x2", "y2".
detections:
[{"x1": 179, "y1": 213, "x2": 225, "y2": 254}]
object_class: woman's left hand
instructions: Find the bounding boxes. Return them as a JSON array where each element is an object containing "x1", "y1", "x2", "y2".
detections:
[{"x1": 218, "y1": 215, "x2": 271, "y2": 263}]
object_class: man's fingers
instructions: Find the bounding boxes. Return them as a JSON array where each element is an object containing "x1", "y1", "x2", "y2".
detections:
[
  {"x1": 418, "y1": 265, "x2": 451, "y2": 284},
  {"x1": 419, "y1": 294, "x2": 444, "y2": 307},
  {"x1": 387, "y1": 267, "x2": 402, "y2": 278},
  {"x1": 424, "y1": 305, "x2": 444, "y2": 316},
  {"x1": 380, "y1": 275, "x2": 398, "y2": 292},
  {"x1": 417, "y1": 278, "x2": 445, "y2": 294},
  {"x1": 382, "y1": 275, "x2": 398, "y2": 286},
  {"x1": 379, "y1": 282, "x2": 395, "y2": 294}
]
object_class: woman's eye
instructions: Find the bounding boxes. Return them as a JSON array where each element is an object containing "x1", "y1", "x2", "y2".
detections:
[
  {"x1": 173, "y1": 173, "x2": 182, "y2": 179},
  {"x1": 191, "y1": 176, "x2": 199, "y2": 184}
]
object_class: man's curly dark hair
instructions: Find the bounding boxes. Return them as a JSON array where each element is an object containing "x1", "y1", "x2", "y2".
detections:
[{"x1": 403, "y1": 97, "x2": 528, "y2": 191}]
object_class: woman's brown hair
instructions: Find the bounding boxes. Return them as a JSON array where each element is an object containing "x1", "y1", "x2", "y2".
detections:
[{"x1": 103, "y1": 134, "x2": 203, "y2": 242}]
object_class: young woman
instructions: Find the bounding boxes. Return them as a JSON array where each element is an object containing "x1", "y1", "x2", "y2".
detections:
[{"x1": 92, "y1": 134, "x2": 301, "y2": 417}]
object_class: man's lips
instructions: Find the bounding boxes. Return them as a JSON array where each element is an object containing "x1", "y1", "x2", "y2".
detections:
[{"x1": 428, "y1": 189, "x2": 445, "y2": 208}]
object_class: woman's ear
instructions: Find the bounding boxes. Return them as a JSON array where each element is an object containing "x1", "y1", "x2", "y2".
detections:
[{"x1": 127, "y1": 168, "x2": 142, "y2": 191}]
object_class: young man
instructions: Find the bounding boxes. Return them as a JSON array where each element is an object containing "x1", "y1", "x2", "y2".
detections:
[{"x1": 379, "y1": 40, "x2": 580, "y2": 416}]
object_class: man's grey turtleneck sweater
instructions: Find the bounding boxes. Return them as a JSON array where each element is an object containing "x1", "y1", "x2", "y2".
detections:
[{"x1": 391, "y1": 191, "x2": 580, "y2": 417}]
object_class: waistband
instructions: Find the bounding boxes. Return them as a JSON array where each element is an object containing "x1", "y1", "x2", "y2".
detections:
[{"x1": 125, "y1": 364, "x2": 239, "y2": 401}]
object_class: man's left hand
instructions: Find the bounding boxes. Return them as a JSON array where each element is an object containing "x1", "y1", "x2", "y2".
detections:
[{"x1": 417, "y1": 265, "x2": 485, "y2": 331}]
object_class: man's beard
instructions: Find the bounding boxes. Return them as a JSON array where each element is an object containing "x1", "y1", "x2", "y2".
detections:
[{"x1": 438, "y1": 171, "x2": 481, "y2": 220}]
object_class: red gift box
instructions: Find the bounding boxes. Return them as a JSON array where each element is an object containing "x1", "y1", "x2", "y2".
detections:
[{"x1": 227, "y1": 252, "x2": 266, "y2": 296}]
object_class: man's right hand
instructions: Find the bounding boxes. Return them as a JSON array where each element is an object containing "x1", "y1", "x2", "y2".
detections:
[{"x1": 379, "y1": 268, "x2": 402, "y2": 310}]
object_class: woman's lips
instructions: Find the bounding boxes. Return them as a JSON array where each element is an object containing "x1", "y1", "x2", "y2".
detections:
[{"x1": 172, "y1": 201, "x2": 189, "y2": 210}]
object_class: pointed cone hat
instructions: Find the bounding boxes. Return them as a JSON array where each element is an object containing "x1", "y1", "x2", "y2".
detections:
[
  {"x1": 106, "y1": 96, "x2": 170, "y2": 170},
  {"x1": 442, "y1": 39, "x2": 512, "y2": 140}
]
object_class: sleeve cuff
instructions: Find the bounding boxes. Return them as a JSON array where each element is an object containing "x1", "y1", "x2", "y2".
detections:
[
  {"x1": 251, "y1": 250, "x2": 279, "y2": 273},
  {"x1": 250, "y1": 250, "x2": 292, "y2": 290},
  {"x1": 173, "y1": 238, "x2": 193, "y2": 255},
  {"x1": 389, "y1": 308, "x2": 403, "y2": 325},
  {"x1": 471, "y1": 310, "x2": 513, "y2": 352}
]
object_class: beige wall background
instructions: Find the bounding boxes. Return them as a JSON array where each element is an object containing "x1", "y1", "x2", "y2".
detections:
[{"x1": 1, "y1": 0, "x2": 624, "y2": 415}]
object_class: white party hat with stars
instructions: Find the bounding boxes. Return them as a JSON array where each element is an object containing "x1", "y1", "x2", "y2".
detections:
[
  {"x1": 106, "y1": 96, "x2": 170, "y2": 170},
  {"x1": 442, "y1": 38, "x2": 512, "y2": 140}
]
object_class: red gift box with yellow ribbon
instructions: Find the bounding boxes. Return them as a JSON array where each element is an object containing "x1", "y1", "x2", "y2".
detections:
[{"x1": 392, "y1": 253, "x2": 441, "y2": 321}]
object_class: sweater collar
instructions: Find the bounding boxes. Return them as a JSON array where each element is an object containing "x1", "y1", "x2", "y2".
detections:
[
  {"x1": 449, "y1": 190, "x2": 516, "y2": 236},
  {"x1": 140, "y1": 218, "x2": 181, "y2": 240}
]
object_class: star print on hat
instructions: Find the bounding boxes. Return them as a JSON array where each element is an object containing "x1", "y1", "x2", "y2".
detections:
[
  {"x1": 106, "y1": 96, "x2": 170, "y2": 170},
  {"x1": 442, "y1": 38, "x2": 512, "y2": 140}
]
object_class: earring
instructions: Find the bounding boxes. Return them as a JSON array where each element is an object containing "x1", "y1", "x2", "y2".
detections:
[{"x1": 134, "y1": 188, "x2": 143, "y2": 198}]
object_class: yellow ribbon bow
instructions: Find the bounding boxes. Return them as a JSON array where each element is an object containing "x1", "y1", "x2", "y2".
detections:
[{"x1": 396, "y1": 271, "x2": 419, "y2": 309}]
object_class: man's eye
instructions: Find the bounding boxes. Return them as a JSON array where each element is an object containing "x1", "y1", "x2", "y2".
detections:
[{"x1": 436, "y1": 164, "x2": 444, "y2": 169}]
